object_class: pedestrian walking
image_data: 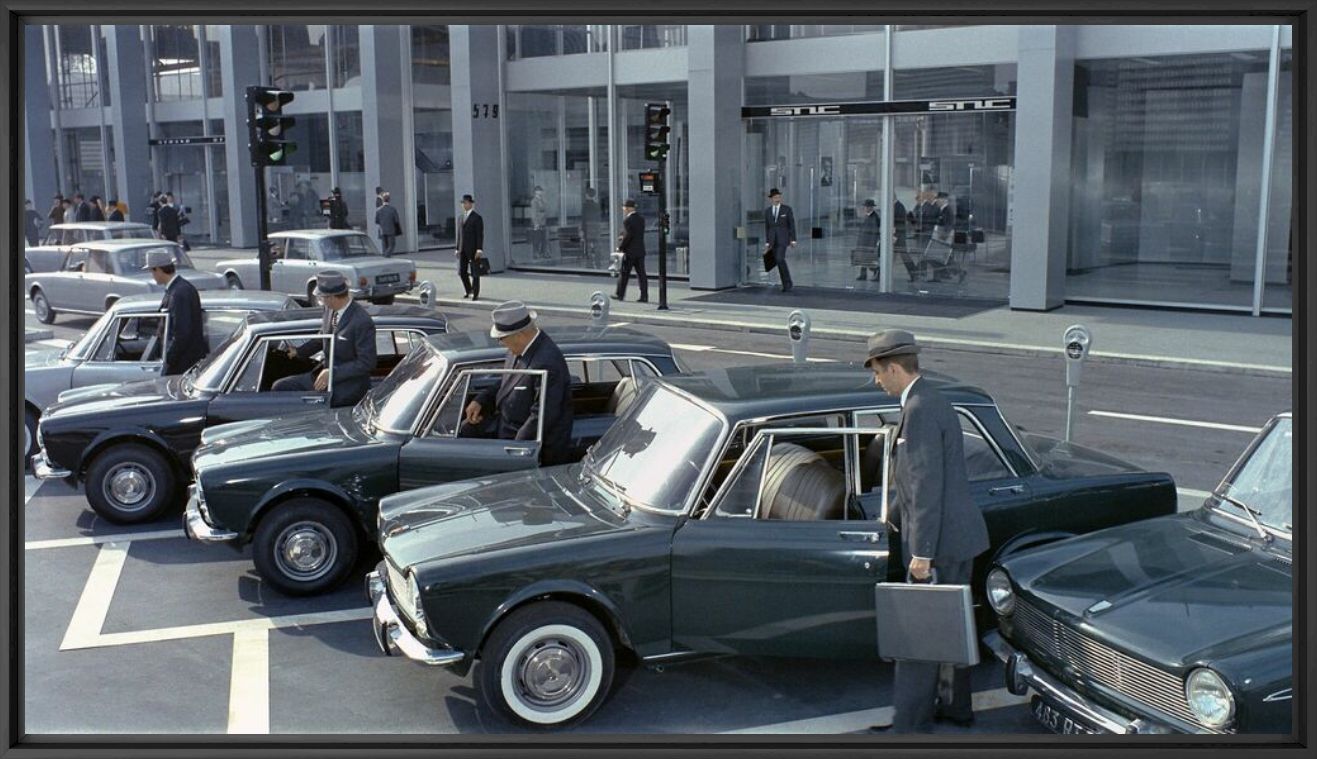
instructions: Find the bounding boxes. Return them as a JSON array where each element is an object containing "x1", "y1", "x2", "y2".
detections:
[
  {"x1": 530, "y1": 186, "x2": 549, "y2": 259},
  {"x1": 611, "y1": 199, "x2": 648, "y2": 303},
  {"x1": 273, "y1": 271, "x2": 377, "y2": 408},
  {"x1": 327, "y1": 187, "x2": 350, "y2": 230},
  {"x1": 375, "y1": 192, "x2": 403, "y2": 256},
  {"x1": 143, "y1": 248, "x2": 207, "y2": 375},
  {"x1": 147, "y1": 191, "x2": 163, "y2": 236},
  {"x1": 106, "y1": 198, "x2": 125, "y2": 223},
  {"x1": 24, "y1": 199, "x2": 42, "y2": 246},
  {"x1": 157, "y1": 194, "x2": 182, "y2": 242},
  {"x1": 763, "y1": 187, "x2": 796, "y2": 292},
  {"x1": 854, "y1": 198, "x2": 881, "y2": 281},
  {"x1": 864, "y1": 330, "x2": 989, "y2": 734},
  {"x1": 893, "y1": 195, "x2": 919, "y2": 282},
  {"x1": 456, "y1": 193, "x2": 484, "y2": 301},
  {"x1": 73, "y1": 193, "x2": 93, "y2": 222},
  {"x1": 47, "y1": 194, "x2": 65, "y2": 230}
]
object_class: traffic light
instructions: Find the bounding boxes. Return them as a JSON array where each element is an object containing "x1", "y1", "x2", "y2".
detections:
[
  {"x1": 247, "y1": 86, "x2": 297, "y2": 167},
  {"x1": 644, "y1": 102, "x2": 671, "y2": 162}
]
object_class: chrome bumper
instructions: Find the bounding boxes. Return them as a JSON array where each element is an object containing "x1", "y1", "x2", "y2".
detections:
[
  {"x1": 984, "y1": 630, "x2": 1178, "y2": 735},
  {"x1": 32, "y1": 450, "x2": 71, "y2": 480},
  {"x1": 182, "y1": 485, "x2": 239, "y2": 543},
  {"x1": 366, "y1": 570, "x2": 464, "y2": 667}
]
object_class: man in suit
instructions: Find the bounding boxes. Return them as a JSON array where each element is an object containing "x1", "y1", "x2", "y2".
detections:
[
  {"x1": 375, "y1": 192, "x2": 403, "y2": 256},
  {"x1": 157, "y1": 195, "x2": 182, "y2": 242},
  {"x1": 893, "y1": 195, "x2": 919, "y2": 283},
  {"x1": 327, "y1": 187, "x2": 350, "y2": 230},
  {"x1": 612, "y1": 199, "x2": 648, "y2": 303},
  {"x1": 463, "y1": 301, "x2": 574, "y2": 466},
  {"x1": 530, "y1": 186, "x2": 549, "y2": 259},
  {"x1": 865, "y1": 329, "x2": 989, "y2": 734},
  {"x1": 48, "y1": 194, "x2": 65, "y2": 230},
  {"x1": 272, "y1": 271, "x2": 378, "y2": 408},
  {"x1": 455, "y1": 193, "x2": 484, "y2": 301},
  {"x1": 143, "y1": 248, "x2": 206, "y2": 375},
  {"x1": 764, "y1": 188, "x2": 796, "y2": 292},
  {"x1": 73, "y1": 193, "x2": 93, "y2": 222},
  {"x1": 24, "y1": 200, "x2": 42, "y2": 247},
  {"x1": 106, "y1": 198, "x2": 125, "y2": 222},
  {"x1": 855, "y1": 198, "x2": 881, "y2": 281}
]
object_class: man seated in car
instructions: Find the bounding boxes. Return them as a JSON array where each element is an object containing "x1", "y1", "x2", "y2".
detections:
[{"x1": 273, "y1": 270, "x2": 377, "y2": 407}]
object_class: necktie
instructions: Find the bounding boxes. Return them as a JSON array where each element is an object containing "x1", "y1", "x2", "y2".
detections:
[
  {"x1": 330, "y1": 309, "x2": 339, "y2": 334},
  {"x1": 773, "y1": 206, "x2": 778, "y2": 222}
]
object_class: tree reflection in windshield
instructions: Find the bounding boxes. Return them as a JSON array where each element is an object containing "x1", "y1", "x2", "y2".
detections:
[{"x1": 1222, "y1": 416, "x2": 1292, "y2": 533}]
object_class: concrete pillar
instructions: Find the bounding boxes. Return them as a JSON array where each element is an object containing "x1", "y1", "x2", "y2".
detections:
[
  {"x1": 24, "y1": 25, "x2": 59, "y2": 212},
  {"x1": 102, "y1": 25, "x2": 152, "y2": 221},
  {"x1": 360, "y1": 26, "x2": 414, "y2": 254},
  {"x1": 686, "y1": 25, "x2": 744, "y2": 290},
  {"x1": 1008, "y1": 25, "x2": 1074, "y2": 311},
  {"x1": 450, "y1": 25, "x2": 510, "y2": 271},
  {"x1": 217, "y1": 26, "x2": 261, "y2": 248}
]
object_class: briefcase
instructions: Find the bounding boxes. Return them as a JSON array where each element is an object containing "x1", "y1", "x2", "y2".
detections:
[
  {"x1": 875, "y1": 574, "x2": 979, "y2": 666},
  {"x1": 762, "y1": 248, "x2": 776, "y2": 272},
  {"x1": 475, "y1": 255, "x2": 491, "y2": 276}
]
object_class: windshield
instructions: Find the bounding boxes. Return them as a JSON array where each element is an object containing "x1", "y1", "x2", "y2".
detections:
[
  {"x1": 1217, "y1": 416, "x2": 1292, "y2": 534},
  {"x1": 586, "y1": 384, "x2": 724, "y2": 514},
  {"x1": 191, "y1": 321, "x2": 250, "y2": 391},
  {"x1": 360, "y1": 345, "x2": 445, "y2": 432},
  {"x1": 320, "y1": 234, "x2": 380, "y2": 260},
  {"x1": 115, "y1": 245, "x2": 196, "y2": 271}
]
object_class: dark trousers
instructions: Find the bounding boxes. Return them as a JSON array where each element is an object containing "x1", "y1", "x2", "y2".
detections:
[
  {"x1": 891, "y1": 557, "x2": 975, "y2": 732},
  {"x1": 531, "y1": 226, "x2": 548, "y2": 258},
  {"x1": 272, "y1": 372, "x2": 315, "y2": 393},
  {"x1": 615, "y1": 252, "x2": 648, "y2": 301},
  {"x1": 459, "y1": 250, "x2": 481, "y2": 298},
  {"x1": 770, "y1": 246, "x2": 793, "y2": 290},
  {"x1": 381, "y1": 235, "x2": 397, "y2": 256},
  {"x1": 896, "y1": 237, "x2": 920, "y2": 281}
]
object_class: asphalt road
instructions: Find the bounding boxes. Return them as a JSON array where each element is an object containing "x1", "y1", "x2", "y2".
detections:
[{"x1": 20, "y1": 302, "x2": 1291, "y2": 735}]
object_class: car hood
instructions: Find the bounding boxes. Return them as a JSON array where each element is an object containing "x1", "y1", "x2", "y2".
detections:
[
  {"x1": 45, "y1": 375, "x2": 191, "y2": 417},
  {"x1": 26, "y1": 347, "x2": 73, "y2": 370},
  {"x1": 379, "y1": 467, "x2": 649, "y2": 571},
  {"x1": 193, "y1": 407, "x2": 378, "y2": 469},
  {"x1": 1013, "y1": 512, "x2": 1292, "y2": 666}
]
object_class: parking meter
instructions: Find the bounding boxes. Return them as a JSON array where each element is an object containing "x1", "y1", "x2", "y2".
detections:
[
  {"x1": 787, "y1": 310, "x2": 811, "y2": 364},
  {"x1": 590, "y1": 291, "x2": 610, "y2": 327},
  {"x1": 417, "y1": 280, "x2": 437, "y2": 309},
  {"x1": 1062, "y1": 324, "x2": 1092, "y2": 442}
]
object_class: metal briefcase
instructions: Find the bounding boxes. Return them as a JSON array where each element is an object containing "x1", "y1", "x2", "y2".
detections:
[{"x1": 874, "y1": 575, "x2": 980, "y2": 666}]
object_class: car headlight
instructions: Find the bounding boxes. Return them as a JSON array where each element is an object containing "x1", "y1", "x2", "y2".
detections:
[
  {"x1": 407, "y1": 571, "x2": 429, "y2": 638},
  {"x1": 1185, "y1": 668, "x2": 1235, "y2": 728},
  {"x1": 986, "y1": 567, "x2": 1015, "y2": 615}
]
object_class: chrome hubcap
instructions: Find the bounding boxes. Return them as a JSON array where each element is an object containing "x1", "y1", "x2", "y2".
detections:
[
  {"x1": 103, "y1": 463, "x2": 155, "y2": 510},
  {"x1": 34, "y1": 296, "x2": 48, "y2": 318},
  {"x1": 517, "y1": 638, "x2": 588, "y2": 708},
  {"x1": 274, "y1": 522, "x2": 337, "y2": 581}
]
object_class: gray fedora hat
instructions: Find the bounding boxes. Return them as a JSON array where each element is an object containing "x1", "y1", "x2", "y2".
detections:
[
  {"x1": 313, "y1": 270, "x2": 351, "y2": 296},
  {"x1": 864, "y1": 329, "x2": 920, "y2": 368},
  {"x1": 490, "y1": 300, "x2": 538, "y2": 338},
  {"x1": 140, "y1": 248, "x2": 177, "y2": 270}
]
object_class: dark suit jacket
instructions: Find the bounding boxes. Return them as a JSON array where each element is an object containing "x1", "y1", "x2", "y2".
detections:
[
  {"x1": 457, "y1": 210, "x2": 484, "y2": 256},
  {"x1": 75, "y1": 201, "x2": 93, "y2": 222},
  {"x1": 328, "y1": 198, "x2": 350, "y2": 229},
  {"x1": 375, "y1": 204, "x2": 402, "y2": 236},
  {"x1": 618, "y1": 212, "x2": 645, "y2": 258},
  {"x1": 764, "y1": 203, "x2": 796, "y2": 253},
  {"x1": 296, "y1": 299, "x2": 377, "y2": 407},
  {"x1": 161, "y1": 275, "x2": 207, "y2": 375},
  {"x1": 157, "y1": 205, "x2": 182, "y2": 239},
  {"x1": 107, "y1": 209, "x2": 125, "y2": 222},
  {"x1": 475, "y1": 331, "x2": 574, "y2": 465},
  {"x1": 891, "y1": 378, "x2": 989, "y2": 567},
  {"x1": 857, "y1": 210, "x2": 881, "y2": 249}
]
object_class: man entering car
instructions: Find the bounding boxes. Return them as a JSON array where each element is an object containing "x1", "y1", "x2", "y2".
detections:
[{"x1": 272, "y1": 270, "x2": 377, "y2": 407}]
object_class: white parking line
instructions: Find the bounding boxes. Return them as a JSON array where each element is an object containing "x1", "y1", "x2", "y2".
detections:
[
  {"x1": 721, "y1": 686, "x2": 1026, "y2": 734},
  {"x1": 26, "y1": 529, "x2": 186, "y2": 551},
  {"x1": 227, "y1": 628, "x2": 270, "y2": 734},
  {"x1": 25, "y1": 476, "x2": 43, "y2": 505},
  {"x1": 1087, "y1": 410, "x2": 1262, "y2": 434},
  {"x1": 61, "y1": 543, "x2": 130, "y2": 651},
  {"x1": 67, "y1": 607, "x2": 375, "y2": 650},
  {"x1": 670, "y1": 343, "x2": 837, "y2": 363}
]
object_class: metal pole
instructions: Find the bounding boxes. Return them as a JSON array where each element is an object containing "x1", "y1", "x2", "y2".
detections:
[
  {"x1": 1065, "y1": 386, "x2": 1076, "y2": 443},
  {"x1": 93, "y1": 26, "x2": 112, "y2": 200},
  {"x1": 657, "y1": 157, "x2": 669, "y2": 310},
  {"x1": 255, "y1": 161, "x2": 271, "y2": 290},
  {"x1": 46, "y1": 26, "x2": 70, "y2": 197},
  {"x1": 606, "y1": 25, "x2": 618, "y2": 254},
  {"x1": 198, "y1": 25, "x2": 219, "y2": 243},
  {"x1": 878, "y1": 23, "x2": 894, "y2": 293},
  {"x1": 1251, "y1": 24, "x2": 1282, "y2": 317},
  {"x1": 325, "y1": 26, "x2": 339, "y2": 195}
]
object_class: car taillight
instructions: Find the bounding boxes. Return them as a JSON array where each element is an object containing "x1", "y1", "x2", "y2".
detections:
[{"x1": 408, "y1": 270, "x2": 416, "y2": 282}]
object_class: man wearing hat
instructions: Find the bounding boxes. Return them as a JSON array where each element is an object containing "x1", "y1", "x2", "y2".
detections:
[
  {"x1": 764, "y1": 188, "x2": 796, "y2": 292},
  {"x1": 273, "y1": 271, "x2": 377, "y2": 407},
  {"x1": 854, "y1": 198, "x2": 881, "y2": 281},
  {"x1": 327, "y1": 187, "x2": 350, "y2": 230},
  {"x1": 464, "y1": 302, "x2": 574, "y2": 466},
  {"x1": 144, "y1": 247, "x2": 206, "y2": 375},
  {"x1": 612, "y1": 199, "x2": 648, "y2": 303},
  {"x1": 865, "y1": 329, "x2": 988, "y2": 734},
  {"x1": 455, "y1": 193, "x2": 484, "y2": 300}
]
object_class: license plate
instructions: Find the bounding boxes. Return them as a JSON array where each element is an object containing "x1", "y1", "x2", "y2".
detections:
[
  {"x1": 376, "y1": 273, "x2": 400, "y2": 284},
  {"x1": 1031, "y1": 696, "x2": 1097, "y2": 735}
]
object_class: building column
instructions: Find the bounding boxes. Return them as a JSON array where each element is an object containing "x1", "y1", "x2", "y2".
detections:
[
  {"x1": 1008, "y1": 25, "x2": 1074, "y2": 311},
  {"x1": 361, "y1": 26, "x2": 413, "y2": 254},
  {"x1": 450, "y1": 25, "x2": 510, "y2": 271},
  {"x1": 102, "y1": 25, "x2": 152, "y2": 221},
  {"x1": 24, "y1": 25, "x2": 59, "y2": 210},
  {"x1": 218, "y1": 25, "x2": 261, "y2": 248},
  {"x1": 686, "y1": 25, "x2": 744, "y2": 290}
]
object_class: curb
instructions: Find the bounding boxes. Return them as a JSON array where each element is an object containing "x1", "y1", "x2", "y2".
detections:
[
  {"x1": 25, "y1": 328, "x2": 54, "y2": 343},
  {"x1": 406, "y1": 295, "x2": 1292, "y2": 379}
]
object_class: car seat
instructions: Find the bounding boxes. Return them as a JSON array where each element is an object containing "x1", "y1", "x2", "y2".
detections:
[
  {"x1": 760, "y1": 442, "x2": 846, "y2": 521},
  {"x1": 607, "y1": 377, "x2": 640, "y2": 417}
]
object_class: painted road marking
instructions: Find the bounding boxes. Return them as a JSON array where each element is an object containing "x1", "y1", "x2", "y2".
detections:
[
  {"x1": 61, "y1": 542, "x2": 130, "y2": 651},
  {"x1": 722, "y1": 686, "x2": 1027, "y2": 734},
  {"x1": 670, "y1": 343, "x2": 837, "y2": 363},
  {"x1": 26, "y1": 529, "x2": 186, "y2": 551},
  {"x1": 1087, "y1": 410, "x2": 1262, "y2": 434},
  {"x1": 227, "y1": 628, "x2": 270, "y2": 734},
  {"x1": 64, "y1": 607, "x2": 374, "y2": 650},
  {"x1": 25, "y1": 476, "x2": 42, "y2": 505}
]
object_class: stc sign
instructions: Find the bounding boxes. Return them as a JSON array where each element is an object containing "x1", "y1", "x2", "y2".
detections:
[
  {"x1": 928, "y1": 98, "x2": 1015, "y2": 111},
  {"x1": 743, "y1": 97, "x2": 1017, "y2": 119}
]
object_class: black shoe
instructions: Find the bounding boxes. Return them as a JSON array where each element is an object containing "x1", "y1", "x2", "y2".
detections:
[
  {"x1": 934, "y1": 709, "x2": 974, "y2": 728},
  {"x1": 610, "y1": 294, "x2": 623, "y2": 301},
  {"x1": 637, "y1": 298, "x2": 649, "y2": 303},
  {"x1": 462, "y1": 293, "x2": 471, "y2": 299},
  {"x1": 471, "y1": 295, "x2": 479, "y2": 302}
]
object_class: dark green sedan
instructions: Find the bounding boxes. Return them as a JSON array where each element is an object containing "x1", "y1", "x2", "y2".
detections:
[
  {"x1": 185, "y1": 327, "x2": 683, "y2": 595},
  {"x1": 366, "y1": 363, "x2": 1179, "y2": 729}
]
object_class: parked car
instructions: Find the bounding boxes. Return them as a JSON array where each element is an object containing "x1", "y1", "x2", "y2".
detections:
[
  {"x1": 25, "y1": 222, "x2": 156, "y2": 273},
  {"x1": 25, "y1": 240, "x2": 226, "y2": 325},
  {"x1": 365, "y1": 363, "x2": 1178, "y2": 728},
  {"x1": 31, "y1": 305, "x2": 449, "y2": 524},
  {"x1": 23, "y1": 290, "x2": 297, "y2": 462},
  {"x1": 983, "y1": 412, "x2": 1292, "y2": 735},
  {"x1": 185, "y1": 327, "x2": 685, "y2": 596},
  {"x1": 215, "y1": 230, "x2": 417, "y2": 304}
]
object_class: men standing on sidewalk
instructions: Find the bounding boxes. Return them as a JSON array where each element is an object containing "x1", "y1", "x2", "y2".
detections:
[
  {"x1": 764, "y1": 188, "x2": 796, "y2": 292},
  {"x1": 375, "y1": 192, "x2": 403, "y2": 256},
  {"x1": 327, "y1": 187, "x2": 350, "y2": 230},
  {"x1": 612, "y1": 199, "x2": 648, "y2": 303},
  {"x1": 456, "y1": 193, "x2": 484, "y2": 301}
]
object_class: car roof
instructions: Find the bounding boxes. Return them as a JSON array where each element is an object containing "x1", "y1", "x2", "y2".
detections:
[
  {"x1": 268, "y1": 229, "x2": 368, "y2": 240},
  {"x1": 70, "y1": 240, "x2": 183, "y2": 252},
  {"x1": 422, "y1": 325, "x2": 676, "y2": 362},
  {"x1": 51, "y1": 222, "x2": 151, "y2": 230},
  {"x1": 245, "y1": 303, "x2": 447, "y2": 331},
  {"x1": 657, "y1": 363, "x2": 995, "y2": 421},
  {"x1": 110, "y1": 291, "x2": 294, "y2": 313}
]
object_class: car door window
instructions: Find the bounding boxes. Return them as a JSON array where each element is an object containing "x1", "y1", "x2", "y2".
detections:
[
  {"x1": 64, "y1": 249, "x2": 89, "y2": 271},
  {"x1": 230, "y1": 333, "x2": 330, "y2": 393},
  {"x1": 373, "y1": 329, "x2": 426, "y2": 378},
  {"x1": 958, "y1": 410, "x2": 1014, "y2": 481},
  {"x1": 92, "y1": 315, "x2": 167, "y2": 362},
  {"x1": 202, "y1": 310, "x2": 254, "y2": 354},
  {"x1": 85, "y1": 250, "x2": 111, "y2": 274},
  {"x1": 283, "y1": 240, "x2": 309, "y2": 260},
  {"x1": 712, "y1": 436, "x2": 771, "y2": 518},
  {"x1": 426, "y1": 368, "x2": 546, "y2": 439}
]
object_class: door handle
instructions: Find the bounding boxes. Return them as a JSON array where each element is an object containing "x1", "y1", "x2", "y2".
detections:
[
  {"x1": 838, "y1": 531, "x2": 882, "y2": 543},
  {"x1": 504, "y1": 446, "x2": 536, "y2": 457},
  {"x1": 301, "y1": 395, "x2": 326, "y2": 405},
  {"x1": 989, "y1": 484, "x2": 1025, "y2": 496},
  {"x1": 139, "y1": 365, "x2": 156, "y2": 371}
]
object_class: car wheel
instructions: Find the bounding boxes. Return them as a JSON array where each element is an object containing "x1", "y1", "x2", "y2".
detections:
[
  {"x1": 31, "y1": 289, "x2": 56, "y2": 324},
  {"x1": 226, "y1": 274, "x2": 243, "y2": 290},
  {"x1": 85, "y1": 443, "x2": 178, "y2": 524},
  {"x1": 478, "y1": 601, "x2": 615, "y2": 729},
  {"x1": 372, "y1": 295, "x2": 395, "y2": 305},
  {"x1": 252, "y1": 498, "x2": 359, "y2": 596},
  {"x1": 23, "y1": 407, "x2": 38, "y2": 467}
]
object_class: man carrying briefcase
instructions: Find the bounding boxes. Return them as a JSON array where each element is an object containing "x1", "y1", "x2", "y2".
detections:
[{"x1": 864, "y1": 329, "x2": 990, "y2": 733}]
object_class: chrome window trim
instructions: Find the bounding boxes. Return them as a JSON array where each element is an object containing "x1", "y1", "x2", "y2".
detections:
[
  {"x1": 419, "y1": 367, "x2": 549, "y2": 441},
  {"x1": 706, "y1": 433, "x2": 771, "y2": 519},
  {"x1": 221, "y1": 330, "x2": 333, "y2": 395},
  {"x1": 991, "y1": 404, "x2": 1042, "y2": 474},
  {"x1": 87, "y1": 313, "x2": 169, "y2": 365},
  {"x1": 957, "y1": 407, "x2": 1019, "y2": 480}
]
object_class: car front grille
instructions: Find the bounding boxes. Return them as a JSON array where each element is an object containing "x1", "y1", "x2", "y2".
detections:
[
  {"x1": 385, "y1": 559, "x2": 416, "y2": 623},
  {"x1": 1012, "y1": 599, "x2": 1208, "y2": 730}
]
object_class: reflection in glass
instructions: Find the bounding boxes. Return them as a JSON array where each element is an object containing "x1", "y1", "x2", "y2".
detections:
[{"x1": 1220, "y1": 416, "x2": 1291, "y2": 533}]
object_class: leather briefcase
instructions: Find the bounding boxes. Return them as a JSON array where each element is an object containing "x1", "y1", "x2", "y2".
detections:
[
  {"x1": 874, "y1": 572, "x2": 979, "y2": 666},
  {"x1": 762, "y1": 248, "x2": 776, "y2": 272}
]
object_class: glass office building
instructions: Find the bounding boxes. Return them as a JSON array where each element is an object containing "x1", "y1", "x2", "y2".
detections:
[{"x1": 24, "y1": 23, "x2": 1294, "y2": 314}]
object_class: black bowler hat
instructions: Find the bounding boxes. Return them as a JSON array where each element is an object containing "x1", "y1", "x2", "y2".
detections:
[
  {"x1": 623, "y1": 199, "x2": 636, "y2": 208},
  {"x1": 313, "y1": 270, "x2": 350, "y2": 296},
  {"x1": 863, "y1": 198, "x2": 876, "y2": 208},
  {"x1": 332, "y1": 187, "x2": 342, "y2": 195},
  {"x1": 936, "y1": 191, "x2": 949, "y2": 199},
  {"x1": 461, "y1": 194, "x2": 475, "y2": 203},
  {"x1": 864, "y1": 329, "x2": 921, "y2": 368},
  {"x1": 768, "y1": 188, "x2": 782, "y2": 198}
]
